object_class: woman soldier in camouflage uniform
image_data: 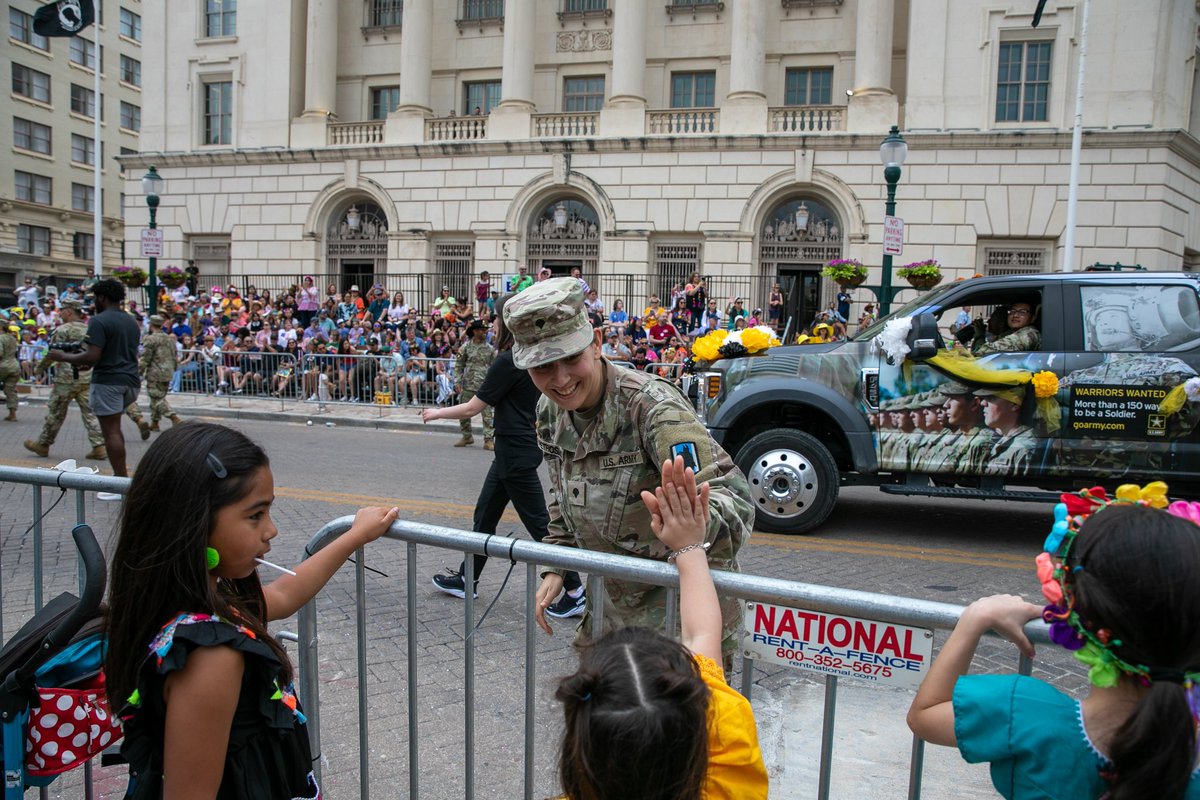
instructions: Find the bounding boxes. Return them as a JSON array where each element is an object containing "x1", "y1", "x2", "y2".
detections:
[{"x1": 505, "y1": 278, "x2": 754, "y2": 665}]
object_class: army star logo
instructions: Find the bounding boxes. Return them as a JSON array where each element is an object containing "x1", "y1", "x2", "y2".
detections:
[{"x1": 1147, "y1": 414, "x2": 1167, "y2": 437}]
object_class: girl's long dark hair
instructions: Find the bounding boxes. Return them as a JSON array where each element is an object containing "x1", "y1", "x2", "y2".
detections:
[
  {"x1": 556, "y1": 627, "x2": 709, "y2": 800},
  {"x1": 105, "y1": 422, "x2": 292, "y2": 708},
  {"x1": 494, "y1": 293, "x2": 515, "y2": 352},
  {"x1": 1069, "y1": 505, "x2": 1200, "y2": 799}
]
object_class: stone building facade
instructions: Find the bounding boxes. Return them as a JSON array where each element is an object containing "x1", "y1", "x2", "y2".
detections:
[
  {"x1": 2, "y1": 0, "x2": 143, "y2": 294},
  {"x1": 123, "y1": 0, "x2": 1200, "y2": 323}
]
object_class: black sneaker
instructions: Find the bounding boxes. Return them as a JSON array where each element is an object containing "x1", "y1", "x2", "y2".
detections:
[
  {"x1": 545, "y1": 591, "x2": 586, "y2": 619},
  {"x1": 432, "y1": 570, "x2": 477, "y2": 599}
]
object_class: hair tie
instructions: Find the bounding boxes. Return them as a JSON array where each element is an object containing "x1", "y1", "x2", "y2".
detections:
[
  {"x1": 1148, "y1": 669, "x2": 1188, "y2": 684},
  {"x1": 206, "y1": 452, "x2": 227, "y2": 479},
  {"x1": 580, "y1": 693, "x2": 591, "y2": 702}
]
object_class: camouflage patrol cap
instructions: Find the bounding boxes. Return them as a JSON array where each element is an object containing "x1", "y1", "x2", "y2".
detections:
[
  {"x1": 59, "y1": 298, "x2": 83, "y2": 311},
  {"x1": 504, "y1": 277, "x2": 596, "y2": 369},
  {"x1": 938, "y1": 381, "x2": 972, "y2": 397},
  {"x1": 149, "y1": 314, "x2": 165, "y2": 327},
  {"x1": 974, "y1": 386, "x2": 1025, "y2": 406}
]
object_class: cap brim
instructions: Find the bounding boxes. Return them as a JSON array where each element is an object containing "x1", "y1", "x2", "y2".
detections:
[{"x1": 512, "y1": 324, "x2": 597, "y2": 370}]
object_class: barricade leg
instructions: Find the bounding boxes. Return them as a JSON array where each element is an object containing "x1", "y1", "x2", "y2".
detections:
[
  {"x1": 523, "y1": 563, "x2": 536, "y2": 800},
  {"x1": 355, "y1": 549, "x2": 370, "y2": 800},
  {"x1": 463, "y1": 553, "x2": 475, "y2": 800},
  {"x1": 818, "y1": 675, "x2": 838, "y2": 800},
  {"x1": 907, "y1": 735, "x2": 925, "y2": 800},
  {"x1": 406, "y1": 542, "x2": 419, "y2": 800}
]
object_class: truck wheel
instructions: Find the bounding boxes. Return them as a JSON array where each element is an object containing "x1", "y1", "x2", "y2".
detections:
[{"x1": 735, "y1": 429, "x2": 838, "y2": 535}]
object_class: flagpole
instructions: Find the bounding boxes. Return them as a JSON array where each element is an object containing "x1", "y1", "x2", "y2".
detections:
[
  {"x1": 93, "y1": 43, "x2": 102, "y2": 277},
  {"x1": 1061, "y1": 0, "x2": 1090, "y2": 273}
]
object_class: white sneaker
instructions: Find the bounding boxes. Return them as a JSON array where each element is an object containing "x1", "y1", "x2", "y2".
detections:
[{"x1": 96, "y1": 491, "x2": 124, "y2": 501}]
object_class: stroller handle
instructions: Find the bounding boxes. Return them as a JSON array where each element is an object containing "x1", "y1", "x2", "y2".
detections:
[{"x1": 44, "y1": 525, "x2": 106, "y2": 652}]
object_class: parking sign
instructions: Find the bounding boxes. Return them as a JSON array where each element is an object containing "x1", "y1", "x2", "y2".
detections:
[
  {"x1": 883, "y1": 216, "x2": 904, "y2": 257},
  {"x1": 140, "y1": 228, "x2": 163, "y2": 258}
]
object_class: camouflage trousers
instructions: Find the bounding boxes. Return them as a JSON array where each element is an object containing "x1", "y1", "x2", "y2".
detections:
[
  {"x1": 572, "y1": 567, "x2": 744, "y2": 672},
  {"x1": 459, "y1": 390, "x2": 494, "y2": 441},
  {"x1": 0, "y1": 368, "x2": 17, "y2": 412},
  {"x1": 146, "y1": 380, "x2": 174, "y2": 424},
  {"x1": 38, "y1": 382, "x2": 104, "y2": 448}
]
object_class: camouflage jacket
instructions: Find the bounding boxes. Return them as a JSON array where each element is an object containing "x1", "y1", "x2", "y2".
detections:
[
  {"x1": 39, "y1": 321, "x2": 92, "y2": 385},
  {"x1": 536, "y1": 359, "x2": 753, "y2": 634},
  {"x1": 974, "y1": 325, "x2": 1042, "y2": 356},
  {"x1": 982, "y1": 425, "x2": 1036, "y2": 478},
  {"x1": 456, "y1": 340, "x2": 495, "y2": 392},
  {"x1": 139, "y1": 331, "x2": 177, "y2": 383},
  {"x1": 0, "y1": 333, "x2": 17, "y2": 373}
]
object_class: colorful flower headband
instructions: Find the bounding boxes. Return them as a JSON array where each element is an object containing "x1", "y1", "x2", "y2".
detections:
[{"x1": 1038, "y1": 483, "x2": 1200, "y2": 694}]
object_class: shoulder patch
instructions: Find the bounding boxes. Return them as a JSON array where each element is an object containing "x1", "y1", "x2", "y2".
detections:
[{"x1": 669, "y1": 442, "x2": 700, "y2": 474}]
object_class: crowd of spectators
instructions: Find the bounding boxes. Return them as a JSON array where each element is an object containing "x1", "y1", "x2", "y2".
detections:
[{"x1": 3, "y1": 268, "x2": 868, "y2": 405}]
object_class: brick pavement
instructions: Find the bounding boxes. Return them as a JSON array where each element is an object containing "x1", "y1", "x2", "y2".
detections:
[{"x1": 0, "y1": 391, "x2": 1092, "y2": 798}]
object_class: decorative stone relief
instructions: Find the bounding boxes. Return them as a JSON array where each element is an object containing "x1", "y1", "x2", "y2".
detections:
[{"x1": 556, "y1": 29, "x2": 611, "y2": 53}]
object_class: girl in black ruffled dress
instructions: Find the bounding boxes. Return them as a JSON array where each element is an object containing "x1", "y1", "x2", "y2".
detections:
[{"x1": 106, "y1": 422, "x2": 399, "y2": 799}]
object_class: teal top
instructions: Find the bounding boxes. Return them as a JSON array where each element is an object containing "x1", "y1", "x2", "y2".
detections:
[{"x1": 953, "y1": 674, "x2": 1200, "y2": 799}]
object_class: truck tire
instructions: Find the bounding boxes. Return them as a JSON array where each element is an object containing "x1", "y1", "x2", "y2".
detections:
[{"x1": 735, "y1": 429, "x2": 839, "y2": 535}]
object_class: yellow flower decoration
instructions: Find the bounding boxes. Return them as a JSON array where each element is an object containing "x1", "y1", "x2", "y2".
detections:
[
  {"x1": 691, "y1": 329, "x2": 728, "y2": 363},
  {"x1": 1031, "y1": 371, "x2": 1059, "y2": 399},
  {"x1": 740, "y1": 326, "x2": 780, "y2": 354},
  {"x1": 1114, "y1": 481, "x2": 1169, "y2": 509}
]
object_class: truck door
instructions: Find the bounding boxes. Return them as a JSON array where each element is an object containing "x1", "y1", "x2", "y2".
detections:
[
  {"x1": 1057, "y1": 280, "x2": 1200, "y2": 481},
  {"x1": 875, "y1": 282, "x2": 1064, "y2": 483}
]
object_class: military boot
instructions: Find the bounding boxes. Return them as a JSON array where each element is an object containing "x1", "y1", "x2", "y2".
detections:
[
  {"x1": 85, "y1": 445, "x2": 107, "y2": 460},
  {"x1": 23, "y1": 439, "x2": 49, "y2": 457},
  {"x1": 483, "y1": 440, "x2": 495, "y2": 451},
  {"x1": 137, "y1": 420, "x2": 151, "y2": 440},
  {"x1": 170, "y1": 414, "x2": 183, "y2": 426},
  {"x1": 453, "y1": 435, "x2": 475, "y2": 447},
  {"x1": 4, "y1": 410, "x2": 15, "y2": 422},
  {"x1": 149, "y1": 421, "x2": 161, "y2": 432}
]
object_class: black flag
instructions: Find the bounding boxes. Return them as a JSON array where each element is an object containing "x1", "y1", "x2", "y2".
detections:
[
  {"x1": 33, "y1": 0, "x2": 95, "y2": 37},
  {"x1": 1032, "y1": 0, "x2": 1049, "y2": 27}
]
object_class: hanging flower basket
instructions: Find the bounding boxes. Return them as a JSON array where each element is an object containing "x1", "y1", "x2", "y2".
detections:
[
  {"x1": 821, "y1": 259, "x2": 868, "y2": 288},
  {"x1": 157, "y1": 265, "x2": 186, "y2": 288},
  {"x1": 112, "y1": 265, "x2": 147, "y2": 288},
  {"x1": 896, "y1": 260, "x2": 943, "y2": 290}
]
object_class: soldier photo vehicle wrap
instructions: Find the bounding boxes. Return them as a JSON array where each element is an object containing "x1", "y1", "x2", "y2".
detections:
[{"x1": 692, "y1": 272, "x2": 1200, "y2": 533}]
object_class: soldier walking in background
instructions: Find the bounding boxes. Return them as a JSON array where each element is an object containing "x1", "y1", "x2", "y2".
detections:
[
  {"x1": 0, "y1": 323, "x2": 18, "y2": 421},
  {"x1": 139, "y1": 315, "x2": 182, "y2": 432},
  {"x1": 23, "y1": 300, "x2": 106, "y2": 460},
  {"x1": 453, "y1": 319, "x2": 495, "y2": 449}
]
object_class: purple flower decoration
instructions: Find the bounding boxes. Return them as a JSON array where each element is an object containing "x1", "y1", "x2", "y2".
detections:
[{"x1": 1043, "y1": 603, "x2": 1086, "y2": 651}]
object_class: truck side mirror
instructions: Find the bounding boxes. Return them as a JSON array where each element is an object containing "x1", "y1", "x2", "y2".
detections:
[{"x1": 906, "y1": 313, "x2": 943, "y2": 361}]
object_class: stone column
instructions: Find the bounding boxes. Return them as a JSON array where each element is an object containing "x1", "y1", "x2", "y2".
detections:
[
  {"x1": 722, "y1": 0, "x2": 768, "y2": 134},
  {"x1": 599, "y1": 0, "x2": 648, "y2": 136},
  {"x1": 386, "y1": 0, "x2": 434, "y2": 144},
  {"x1": 490, "y1": 0, "x2": 535, "y2": 140},
  {"x1": 847, "y1": 0, "x2": 899, "y2": 132},
  {"x1": 291, "y1": 0, "x2": 339, "y2": 147}
]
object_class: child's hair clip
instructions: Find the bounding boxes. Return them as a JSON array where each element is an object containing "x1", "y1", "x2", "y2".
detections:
[{"x1": 206, "y1": 452, "x2": 228, "y2": 479}]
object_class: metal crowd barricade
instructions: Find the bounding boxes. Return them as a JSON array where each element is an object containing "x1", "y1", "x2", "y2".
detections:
[
  {"x1": 297, "y1": 517, "x2": 1046, "y2": 800},
  {"x1": 642, "y1": 360, "x2": 686, "y2": 383}
]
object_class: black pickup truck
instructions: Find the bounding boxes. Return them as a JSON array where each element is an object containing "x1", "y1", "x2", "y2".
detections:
[{"x1": 693, "y1": 271, "x2": 1200, "y2": 533}]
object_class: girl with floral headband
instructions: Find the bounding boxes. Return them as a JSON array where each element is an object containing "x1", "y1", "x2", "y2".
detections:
[{"x1": 908, "y1": 485, "x2": 1200, "y2": 799}]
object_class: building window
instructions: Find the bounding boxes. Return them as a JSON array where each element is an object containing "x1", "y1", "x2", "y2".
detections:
[
  {"x1": 981, "y1": 244, "x2": 1049, "y2": 276},
  {"x1": 563, "y1": 76, "x2": 604, "y2": 112},
  {"x1": 369, "y1": 0, "x2": 402, "y2": 28},
  {"x1": 205, "y1": 0, "x2": 237, "y2": 37},
  {"x1": 564, "y1": 0, "x2": 608, "y2": 10},
  {"x1": 72, "y1": 183, "x2": 95, "y2": 212},
  {"x1": 203, "y1": 80, "x2": 233, "y2": 145},
  {"x1": 71, "y1": 133, "x2": 96, "y2": 165},
  {"x1": 17, "y1": 224, "x2": 51, "y2": 256},
  {"x1": 73, "y1": 232, "x2": 94, "y2": 261},
  {"x1": 69, "y1": 37, "x2": 99, "y2": 70},
  {"x1": 463, "y1": 81, "x2": 501, "y2": 115},
  {"x1": 13, "y1": 117, "x2": 52, "y2": 154},
  {"x1": 369, "y1": 86, "x2": 400, "y2": 120},
  {"x1": 12, "y1": 63, "x2": 51, "y2": 103},
  {"x1": 671, "y1": 71, "x2": 716, "y2": 108},
  {"x1": 654, "y1": 242, "x2": 702, "y2": 297},
  {"x1": 119, "y1": 8, "x2": 140, "y2": 41},
  {"x1": 70, "y1": 84, "x2": 102, "y2": 118},
  {"x1": 15, "y1": 171, "x2": 51, "y2": 204},
  {"x1": 9, "y1": 7, "x2": 49, "y2": 49},
  {"x1": 433, "y1": 242, "x2": 475, "y2": 302},
  {"x1": 996, "y1": 40, "x2": 1052, "y2": 123},
  {"x1": 784, "y1": 67, "x2": 833, "y2": 106},
  {"x1": 460, "y1": 0, "x2": 503, "y2": 21},
  {"x1": 120, "y1": 54, "x2": 141, "y2": 86},
  {"x1": 120, "y1": 101, "x2": 140, "y2": 131}
]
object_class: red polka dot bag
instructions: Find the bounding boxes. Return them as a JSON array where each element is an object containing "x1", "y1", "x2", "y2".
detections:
[{"x1": 25, "y1": 668, "x2": 121, "y2": 777}]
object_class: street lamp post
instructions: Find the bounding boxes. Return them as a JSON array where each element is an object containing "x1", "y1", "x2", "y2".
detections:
[
  {"x1": 875, "y1": 126, "x2": 908, "y2": 316},
  {"x1": 142, "y1": 166, "x2": 164, "y2": 315}
]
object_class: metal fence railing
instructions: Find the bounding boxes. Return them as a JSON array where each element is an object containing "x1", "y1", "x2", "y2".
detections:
[{"x1": 0, "y1": 466, "x2": 1048, "y2": 800}]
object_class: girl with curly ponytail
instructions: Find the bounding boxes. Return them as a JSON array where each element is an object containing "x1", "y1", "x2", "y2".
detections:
[
  {"x1": 909, "y1": 494, "x2": 1200, "y2": 800},
  {"x1": 553, "y1": 457, "x2": 767, "y2": 800}
]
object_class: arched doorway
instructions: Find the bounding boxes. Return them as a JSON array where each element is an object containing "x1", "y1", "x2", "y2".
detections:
[
  {"x1": 325, "y1": 201, "x2": 389, "y2": 293},
  {"x1": 757, "y1": 197, "x2": 844, "y2": 338},
  {"x1": 524, "y1": 197, "x2": 600, "y2": 279}
]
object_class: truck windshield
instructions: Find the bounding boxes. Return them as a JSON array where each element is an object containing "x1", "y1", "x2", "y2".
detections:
[{"x1": 852, "y1": 284, "x2": 959, "y2": 341}]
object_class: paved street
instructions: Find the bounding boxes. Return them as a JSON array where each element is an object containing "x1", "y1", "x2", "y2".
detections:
[{"x1": 0, "y1": 398, "x2": 1088, "y2": 799}]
